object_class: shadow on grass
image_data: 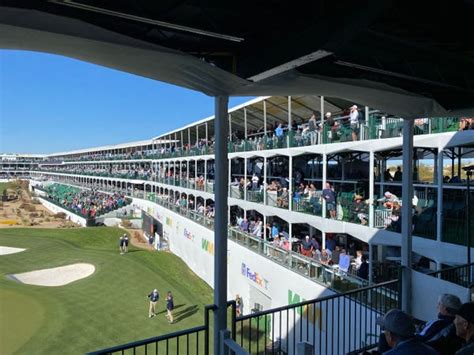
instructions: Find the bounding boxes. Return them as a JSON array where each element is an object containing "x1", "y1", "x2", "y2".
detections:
[
  {"x1": 173, "y1": 305, "x2": 199, "y2": 323},
  {"x1": 156, "y1": 304, "x2": 185, "y2": 316}
]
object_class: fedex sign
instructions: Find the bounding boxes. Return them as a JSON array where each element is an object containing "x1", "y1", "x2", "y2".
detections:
[{"x1": 241, "y1": 262, "x2": 269, "y2": 290}]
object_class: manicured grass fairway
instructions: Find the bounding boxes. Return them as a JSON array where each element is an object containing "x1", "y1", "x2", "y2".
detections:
[{"x1": 0, "y1": 228, "x2": 212, "y2": 354}]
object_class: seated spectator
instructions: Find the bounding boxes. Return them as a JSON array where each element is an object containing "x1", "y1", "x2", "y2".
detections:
[
  {"x1": 453, "y1": 302, "x2": 474, "y2": 355},
  {"x1": 418, "y1": 294, "x2": 462, "y2": 342},
  {"x1": 379, "y1": 191, "x2": 400, "y2": 209},
  {"x1": 377, "y1": 309, "x2": 437, "y2": 354}
]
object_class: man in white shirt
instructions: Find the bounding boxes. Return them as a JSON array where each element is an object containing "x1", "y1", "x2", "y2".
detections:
[{"x1": 349, "y1": 105, "x2": 360, "y2": 141}]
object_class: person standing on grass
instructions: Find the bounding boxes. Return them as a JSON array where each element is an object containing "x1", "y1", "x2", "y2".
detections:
[
  {"x1": 166, "y1": 291, "x2": 174, "y2": 323},
  {"x1": 123, "y1": 233, "x2": 129, "y2": 253},
  {"x1": 119, "y1": 235, "x2": 125, "y2": 255},
  {"x1": 147, "y1": 288, "x2": 159, "y2": 318}
]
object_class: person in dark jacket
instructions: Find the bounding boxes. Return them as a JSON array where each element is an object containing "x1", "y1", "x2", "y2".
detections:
[
  {"x1": 418, "y1": 294, "x2": 461, "y2": 342},
  {"x1": 454, "y1": 302, "x2": 474, "y2": 355},
  {"x1": 377, "y1": 309, "x2": 438, "y2": 354},
  {"x1": 147, "y1": 289, "x2": 159, "y2": 318},
  {"x1": 166, "y1": 291, "x2": 174, "y2": 323},
  {"x1": 357, "y1": 255, "x2": 369, "y2": 280}
]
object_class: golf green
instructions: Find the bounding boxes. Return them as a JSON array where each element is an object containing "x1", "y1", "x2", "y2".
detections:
[{"x1": 0, "y1": 227, "x2": 213, "y2": 354}]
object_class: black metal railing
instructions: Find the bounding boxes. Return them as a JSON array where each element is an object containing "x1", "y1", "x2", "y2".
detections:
[
  {"x1": 89, "y1": 280, "x2": 400, "y2": 354},
  {"x1": 231, "y1": 279, "x2": 400, "y2": 355},
  {"x1": 88, "y1": 305, "x2": 215, "y2": 355},
  {"x1": 428, "y1": 263, "x2": 474, "y2": 288}
]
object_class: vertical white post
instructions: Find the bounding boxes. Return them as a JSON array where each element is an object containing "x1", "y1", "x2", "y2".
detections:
[
  {"x1": 263, "y1": 156, "x2": 267, "y2": 205},
  {"x1": 322, "y1": 231, "x2": 326, "y2": 250},
  {"x1": 244, "y1": 158, "x2": 247, "y2": 201},
  {"x1": 263, "y1": 214, "x2": 267, "y2": 241},
  {"x1": 287, "y1": 96, "x2": 292, "y2": 147},
  {"x1": 322, "y1": 153, "x2": 327, "y2": 218},
  {"x1": 369, "y1": 151, "x2": 375, "y2": 228},
  {"x1": 263, "y1": 100, "x2": 267, "y2": 137},
  {"x1": 289, "y1": 155, "x2": 293, "y2": 211},
  {"x1": 289, "y1": 222, "x2": 293, "y2": 254},
  {"x1": 244, "y1": 108, "x2": 248, "y2": 140},
  {"x1": 436, "y1": 148, "x2": 444, "y2": 242},
  {"x1": 320, "y1": 96, "x2": 324, "y2": 144}
]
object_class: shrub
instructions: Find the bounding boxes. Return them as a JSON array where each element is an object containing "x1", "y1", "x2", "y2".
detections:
[
  {"x1": 30, "y1": 212, "x2": 39, "y2": 218},
  {"x1": 31, "y1": 199, "x2": 41, "y2": 205},
  {"x1": 121, "y1": 219, "x2": 132, "y2": 228}
]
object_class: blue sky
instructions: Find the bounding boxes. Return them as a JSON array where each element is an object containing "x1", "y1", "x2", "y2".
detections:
[{"x1": 0, "y1": 50, "x2": 252, "y2": 154}]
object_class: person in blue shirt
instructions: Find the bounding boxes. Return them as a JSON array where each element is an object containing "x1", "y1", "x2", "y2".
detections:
[
  {"x1": 275, "y1": 123, "x2": 284, "y2": 147},
  {"x1": 271, "y1": 224, "x2": 279, "y2": 240},
  {"x1": 147, "y1": 289, "x2": 159, "y2": 318}
]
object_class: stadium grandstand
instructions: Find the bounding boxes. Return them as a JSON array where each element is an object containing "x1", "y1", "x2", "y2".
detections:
[
  {"x1": 3, "y1": 95, "x2": 474, "y2": 354},
  {"x1": 2, "y1": 0, "x2": 474, "y2": 354}
]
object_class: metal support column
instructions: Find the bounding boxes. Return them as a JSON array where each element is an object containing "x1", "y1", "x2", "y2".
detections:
[
  {"x1": 213, "y1": 96, "x2": 229, "y2": 353},
  {"x1": 263, "y1": 156, "x2": 267, "y2": 205},
  {"x1": 244, "y1": 108, "x2": 248, "y2": 140},
  {"x1": 263, "y1": 100, "x2": 267, "y2": 137},
  {"x1": 369, "y1": 243, "x2": 373, "y2": 285},
  {"x1": 322, "y1": 153, "x2": 327, "y2": 218},
  {"x1": 320, "y1": 96, "x2": 324, "y2": 144},
  {"x1": 244, "y1": 158, "x2": 247, "y2": 201},
  {"x1": 369, "y1": 151, "x2": 375, "y2": 228},
  {"x1": 401, "y1": 119, "x2": 414, "y2": 314},
  {"x1": 287, "y1": 96, "x2": 292, "y2": 147},
  {"x1": 289, "y1": 155, "x2": 293, "y2": 211}
]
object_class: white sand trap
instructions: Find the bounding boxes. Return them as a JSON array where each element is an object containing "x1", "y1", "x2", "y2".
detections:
[
  {"x1": 0, "y1": 246, "x2": 26, "y2": 255},
  {"x1": 12, "y1": 263, "x2": 95, "y2": 286}
]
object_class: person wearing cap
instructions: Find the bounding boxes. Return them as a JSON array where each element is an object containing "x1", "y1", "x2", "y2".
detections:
[
  {"x1": 349, "y1": 105, "x2": 360, "y2": 141},
  {"x1": 418, "y1": 294, "x2": 462, "y2": 342},
  {"x1": 378, "y1": 309, "x2": 438, "y2": 354},
  {"x1": 300, "y1": 236, "x2": 313, "y2": 257},
  {"x1": 454, "y1": 302, "x2": 474, "y2": 355},
  {"x1": 147, "y1": 288, "x2": 160, "y2": 318}
]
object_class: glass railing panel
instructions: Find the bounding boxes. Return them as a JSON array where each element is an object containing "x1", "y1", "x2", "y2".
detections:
[
  {"x1": 291, "y1": 196, "x2": 323, "y2": 217},
  {"x1": 229, "y1": 185, "x2": 242, "y2": 199},
  {"x1": 246, "y1": 190, "x2": 263, "y2": 203}
]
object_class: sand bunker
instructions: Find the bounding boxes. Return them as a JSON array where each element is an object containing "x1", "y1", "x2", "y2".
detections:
[
  {"x1": 0, "y1": 246, "x2": 26, "y2": 255},
  {"x1": 12, "y1": 263, "x2": 95, "y2": 286}
]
